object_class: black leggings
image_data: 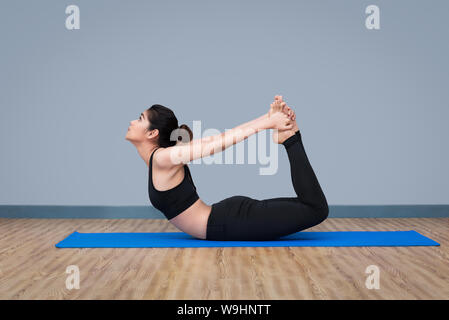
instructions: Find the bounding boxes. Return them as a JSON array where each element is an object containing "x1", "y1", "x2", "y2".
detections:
[{"x1": 206, "y1": 130, "x2": 329, "y2": 241}]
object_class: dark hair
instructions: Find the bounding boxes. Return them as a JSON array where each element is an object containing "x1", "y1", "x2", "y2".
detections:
[{"x1": 146, "y1": 104, "x2": 193, "y2": 147}]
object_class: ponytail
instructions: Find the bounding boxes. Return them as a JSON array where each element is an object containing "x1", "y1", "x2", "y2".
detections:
[{"x1": 177, "y1": 124, "x2": 193, "y2": 143}]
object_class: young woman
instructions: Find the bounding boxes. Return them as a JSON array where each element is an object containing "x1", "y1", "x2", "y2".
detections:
[{"x1": 125, "y1": 96, "x2": 328, "y2": 241}]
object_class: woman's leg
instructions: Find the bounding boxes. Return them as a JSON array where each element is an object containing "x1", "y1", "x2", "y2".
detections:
[
  {"x1": 281, "y1": 130, "x2": 328, "y2": 212},
  {"x1": 223, "y1": 130, "x2": 329, "y2": 241},
  {"x1": 207, "y1": 130, "x2": 329, "y2": 241}
]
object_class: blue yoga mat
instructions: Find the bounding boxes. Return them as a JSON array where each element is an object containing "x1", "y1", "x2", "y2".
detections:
[{"x1": 55, "y1": 230, "x2": 439, "y2": 248}]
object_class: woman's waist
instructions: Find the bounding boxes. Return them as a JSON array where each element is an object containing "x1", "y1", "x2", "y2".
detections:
[{"x1": 169, "y1": 198, "x2": 212, "y2": 223}]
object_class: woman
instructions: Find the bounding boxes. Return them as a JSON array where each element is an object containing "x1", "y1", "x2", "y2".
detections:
[{"x1": 125, "y1": 95, "x2": 328, "y2": 241}]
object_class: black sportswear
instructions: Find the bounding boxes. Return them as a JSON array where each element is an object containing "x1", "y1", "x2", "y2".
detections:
[
  {"x1": 148, "y1": 147, "x2": 199, "y2": 220},
  {"x1": 206, "y1": 130, "x2": 329, "y2": 241}
]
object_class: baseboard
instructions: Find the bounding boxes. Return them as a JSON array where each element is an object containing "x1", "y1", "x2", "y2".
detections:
[{"x1": 0, "y1": 205, "x2": 448, "y2": 218}]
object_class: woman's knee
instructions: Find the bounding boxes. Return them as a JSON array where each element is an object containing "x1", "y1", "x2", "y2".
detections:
[{"x1": 316, "y1": 204, "x2": 329, "y2": 223}]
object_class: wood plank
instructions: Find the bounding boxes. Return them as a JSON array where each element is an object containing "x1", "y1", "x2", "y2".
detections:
[{"x1": 0, "y1": 218, "x2": 447, "y2": 299}]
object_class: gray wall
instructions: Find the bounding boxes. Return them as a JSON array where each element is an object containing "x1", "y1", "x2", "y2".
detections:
[{"x1": 1, "y1": 0, "x2": 448, "y2": 207}]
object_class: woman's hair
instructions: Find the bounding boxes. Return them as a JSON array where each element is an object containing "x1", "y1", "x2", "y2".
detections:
[{"x1": 146, "y1": 104, "x2": 193, "y2": 147}]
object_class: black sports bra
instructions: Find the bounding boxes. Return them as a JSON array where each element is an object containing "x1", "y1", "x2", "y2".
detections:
[{"x1": 148, "y1": 147, "x2": 200, "y2": 220}]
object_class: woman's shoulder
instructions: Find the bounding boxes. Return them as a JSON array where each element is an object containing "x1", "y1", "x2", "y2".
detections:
[{"x1": 152, "y1": 146, "x2": 185, "y2": 171}]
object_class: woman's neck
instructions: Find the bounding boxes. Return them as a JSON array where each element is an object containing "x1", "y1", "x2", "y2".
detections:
[{"x1": 135, "y1": 142, "x2": 159, "y2": 166}]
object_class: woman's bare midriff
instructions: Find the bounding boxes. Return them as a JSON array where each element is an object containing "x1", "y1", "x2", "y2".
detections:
[{"x1": 169, "y1": 199, "x2": 212, "y2": 240}]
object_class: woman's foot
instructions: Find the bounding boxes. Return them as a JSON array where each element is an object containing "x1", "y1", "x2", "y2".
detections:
[
  {"x1": 275, "y1": 95, "x2": 300, "y2": 134},
  {"x1": 270, "y1": 99, "x2": 296, "y2": 144}
]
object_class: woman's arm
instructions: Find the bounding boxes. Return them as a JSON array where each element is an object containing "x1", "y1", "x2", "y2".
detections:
[{"x1": 155, "y1": 110, "x2": 292, "y2": 167}]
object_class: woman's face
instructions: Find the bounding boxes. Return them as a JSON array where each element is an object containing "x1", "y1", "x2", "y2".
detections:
[{"x1": 125, "y1": 111, "x2": 151, "y2": 143}]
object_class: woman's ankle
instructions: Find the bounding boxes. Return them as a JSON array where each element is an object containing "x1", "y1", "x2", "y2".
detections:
[{"x1": 282, "y1": 131, "x2": 299, "y2": 148}]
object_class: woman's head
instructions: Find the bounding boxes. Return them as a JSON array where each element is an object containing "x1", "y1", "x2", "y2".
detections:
[{"x1": 125, "y1": 104, "x2": 193, "y2": 147}]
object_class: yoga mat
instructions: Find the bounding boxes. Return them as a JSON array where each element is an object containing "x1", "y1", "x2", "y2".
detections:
[{"x1": 55, "y1": 230, "x2": 440, "y2": 248}]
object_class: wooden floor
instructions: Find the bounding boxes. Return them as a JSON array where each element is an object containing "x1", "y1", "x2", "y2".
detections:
[{"x1": 0, "y1": 218, "x2": 448, "y2": 300}]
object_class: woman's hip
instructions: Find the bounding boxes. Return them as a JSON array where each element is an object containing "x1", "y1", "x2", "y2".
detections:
[{"x1": 206, "y1": 195, "x2": 257, "y2": 240}]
